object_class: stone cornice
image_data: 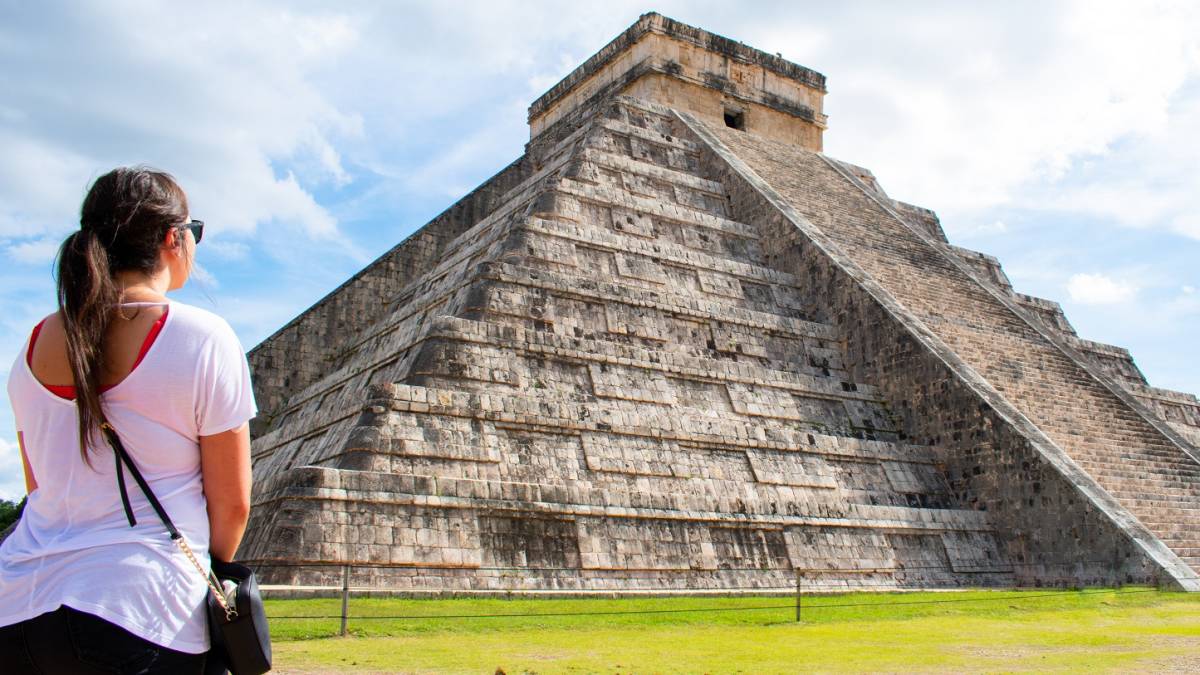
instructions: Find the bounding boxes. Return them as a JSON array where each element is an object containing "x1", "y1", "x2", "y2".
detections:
[{"x1": 528, "y1": 12, "x2": 827, "y2": 122}]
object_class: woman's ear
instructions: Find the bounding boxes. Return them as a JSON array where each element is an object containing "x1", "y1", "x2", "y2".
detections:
[{"x1": 163, "y1": 227, "x2": 181, "y2": 252}]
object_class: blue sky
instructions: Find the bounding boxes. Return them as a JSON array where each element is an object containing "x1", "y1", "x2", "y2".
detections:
[{"x1": 1, "y1": 1, "x2": 1198, "y2": 499}]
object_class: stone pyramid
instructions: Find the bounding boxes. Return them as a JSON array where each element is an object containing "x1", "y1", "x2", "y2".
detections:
[{"x1": 240, "y1": 13, "x2": 1200, "y2": 592}]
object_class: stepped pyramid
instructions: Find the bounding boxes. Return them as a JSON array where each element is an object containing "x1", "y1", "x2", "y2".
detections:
[{"x1": 240, "y1": 13, "x2": 1200, "y2": 592}]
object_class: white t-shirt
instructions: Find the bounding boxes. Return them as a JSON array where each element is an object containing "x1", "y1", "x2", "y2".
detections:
[{"x1": 0, "y1": 300, "x2": 257, "y2": 653}]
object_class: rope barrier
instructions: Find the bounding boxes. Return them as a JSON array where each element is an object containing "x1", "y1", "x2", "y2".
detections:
[
  {"x1": 265, "y1": 586, "x2": 1164, "y2": 622},
  {"x1": 254, "y1": 554, "x2": 1188, "y2": 629}
]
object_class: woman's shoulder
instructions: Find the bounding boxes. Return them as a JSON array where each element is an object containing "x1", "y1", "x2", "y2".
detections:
[
  {"x1": 165, "y1": 301, "x2": 242, "y2": 347},
  {"x1": 32, "y1": 310, "x2": 61, "y2": 333}
]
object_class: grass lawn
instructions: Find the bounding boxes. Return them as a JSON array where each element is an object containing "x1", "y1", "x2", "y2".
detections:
[{"x1": 265, "y1": 587, "x2": 1200, "y2": 673}]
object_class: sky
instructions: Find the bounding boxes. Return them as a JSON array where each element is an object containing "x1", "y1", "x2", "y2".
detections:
[{"x1": 1, "y1": 1, "x2": 1197, "y2": 500}]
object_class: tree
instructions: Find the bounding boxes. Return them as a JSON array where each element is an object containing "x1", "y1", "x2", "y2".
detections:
[{"x1": 0, "y1": 497, "x2": 25, "y2": 532}]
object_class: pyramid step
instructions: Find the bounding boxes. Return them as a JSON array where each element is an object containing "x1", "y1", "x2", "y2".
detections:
[
  {"x1": 340, "y1": 258, "x2": 854, "y2": 393},
  {"x1": 1069, "y1": 436, "x2": 1195, "y2": 451},
  {"x1": 470, "y1": 265, "x2": 867, "y2": 388},
  {"x1": 258, "y1": 378, "x2": 940, "y2": 470},
  {"x1": 249, "y1": 467, "x2": 995, "y2": 548},
  {"x1": 1120, "y1": 490, "x2": 1200, "y2": 504},
  {"x1": 481, "y1": 260, "x2": 837, "y2": 341},
  {"x1": 597, "y1": 117, "x2": 702, "y2": 155},
  {"x1": 576, "y1": 147, "x2": 727, "y2": 216},
  {"x1": 580, "y1": 147, "x2": 725, "y2": 195},
  {"x1": 418, "y1": 314, "x2": 888, "y2": 412},
  {"x1": 1073, "y1": 451, "x2": 1200, "y2": 468},
  {"x1": 1115, "y1": 500, "x2": 1200, "y2": 515},
  {"x1": 1080, "y1": 471, "x2": 1200, "y2": 494},
  {"x1": 300, "y1": 194, "x2": 829, "y2": 395},
  {"x1": 257, "y1": 386, "x2": 950, "y2": 515},
  {"x1": 1137, "y1": 516, "x2": 1200, "y2": 527},
  {"x1": 1139, "y1": 531, "x2": 1200, "y2": 544},
  {"x1": 1147, "y1": 530, "x2": 1200, "y2": 540},
  {"x1": 504, "y1": 239, "x2": 813, "y2": 325},
  {"x1": 472, "y1": 303, "x2": 852, "y2": 384},
  {"x1": 259, "y1": 251, "x2": 851, "y2": 438},
  {"x1": 1143, "y1": 532, "x2": 1200, "y2": 544},
  {"x1": 1135, "y1": 516, "x2": 1200, "y2": 528},
  {"x1": 557, "y1": 176, "x2": 759, "y2": 240},
  {"x1": 1090, "y1": 481, "x2": 1200, "y2": 499},
  {"x1": 522, "y1": 216, "x2": 802, "y2": 292},
  {"x1": 1081, "y1": 462, "x2": 1200, "y2": 481}
]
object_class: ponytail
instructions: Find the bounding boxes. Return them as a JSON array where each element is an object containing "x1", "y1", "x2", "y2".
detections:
[
  {"x1": 56, "y1": 228, "x2": 119, "y2": 460},
  {"x1": 54, "y1": 166, "x2": 188, "y2": 462}
]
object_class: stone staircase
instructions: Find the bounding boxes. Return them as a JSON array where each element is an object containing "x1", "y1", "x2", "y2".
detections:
[
  {"x1": 239, "y1": 97, "x2": 1024, "y2": 592},
  {"x1": 950, "y1": 251, "x2": 1200, "y2": 453},
  {"x1": 697, "y1": 115, "x2": 1200, "y2": 580}
]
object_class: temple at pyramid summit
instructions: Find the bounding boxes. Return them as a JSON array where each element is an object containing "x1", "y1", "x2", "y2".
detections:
[{"x1": 239, "y1": 13, "x2": 1200, "y2": 592}]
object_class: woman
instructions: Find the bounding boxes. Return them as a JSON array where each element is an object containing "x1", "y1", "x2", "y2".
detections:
[{"x1": 0, "y1": 167, "x2": 256, "y2": 673}]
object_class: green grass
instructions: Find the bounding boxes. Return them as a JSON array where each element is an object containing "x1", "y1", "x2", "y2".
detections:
[{"x1": 265, "y1": 588, "x2": 1200, "y2": 673}]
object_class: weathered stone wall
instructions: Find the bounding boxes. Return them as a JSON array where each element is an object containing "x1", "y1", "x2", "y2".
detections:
[
  {"x1": 528, "y1": 12, "x2": 826, "y2": 149},
  {"x1": 246, "y1": 157, "x2": 533, "y2": 428},
  {"x1": 621, "y1": 73, "x2": 824, "y2": 151},
  {"x1": 891, "y1": 201, "x2": 948, "y2": 243},
  {"x1": 238, "y1": 9, "x2": 1199, "y2": 594},
  {"x1": 682, "y1": 110, "x2": 1197, "y2": 587},
  {"x1": 238, "y1": 90, "x2": 1198, "y2": 593},
  {"x1": 239, "y1": 98, "x2": 1020, "y2": 593},
  {"x1": 248, "y1": 118, "x2": 600, "y2": 474}
]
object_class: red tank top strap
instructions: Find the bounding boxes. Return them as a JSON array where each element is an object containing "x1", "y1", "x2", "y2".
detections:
[
  {"x1": 45, "y1": 383, "x2": 80, "y2": 398},
  {"x1": 26, "y1": 306, "x2": 169, "y2": 400},
  {"x1": 131, "y1": 306, "x2": 169, "y2": 370},
  {"x1": 27, "y1": 318, "x2": 47, "y2": 366}
]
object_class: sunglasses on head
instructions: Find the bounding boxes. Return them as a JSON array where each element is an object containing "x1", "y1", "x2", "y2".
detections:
[{"x1": 178, "y1": 219, "x2": 204, "y2": 244}]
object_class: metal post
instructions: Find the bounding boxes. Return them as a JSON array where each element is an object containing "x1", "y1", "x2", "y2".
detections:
[
  {"x1": 340, "y1": 564, "x2": 350, "y2": 637},
  {"x1": 794, "y1": 570, "x2": 802, "y2": 623}
]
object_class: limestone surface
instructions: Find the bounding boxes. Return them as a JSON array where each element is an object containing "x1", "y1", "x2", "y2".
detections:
[{"x1": 240, "y1": 13, "x2": 1200, "y2": 592}]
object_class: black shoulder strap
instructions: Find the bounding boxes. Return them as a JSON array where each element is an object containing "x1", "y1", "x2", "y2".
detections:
[{"x1": 100, "y1": 422, "x2": 181, "y2": 541}]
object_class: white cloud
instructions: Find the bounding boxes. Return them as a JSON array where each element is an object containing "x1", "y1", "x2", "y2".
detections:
[
  {"x1": 0, "y1": 132, "x2": 94, "y2": 239},
  {"x1": 398, "y1": 98, "x2": 529, "y2": 199},
  {"x1": 1067, "y1": 272, "x2": 1138, "y2": 305},
  {"x1": 948, "y1": 219, "x2": 1009, "y2": 238},
  {"x1": 188, "y1": 261, "x2": 219, "y2": 290},
  {"x1": 1021, "y1": 87, "x2": 1200, "y2": 241},
  {"x1": 814, "y1": 0, "x2": 1200, "y2": 223},
  {"x1": 203, "y1": 240, "x2": 250, "y2": 261},
  {"x1": 6, "y1": 238, "x2": 60, "y2": 265},
  {"x1": 0, "y1": 3, "x2": 360, "y2": 242}
]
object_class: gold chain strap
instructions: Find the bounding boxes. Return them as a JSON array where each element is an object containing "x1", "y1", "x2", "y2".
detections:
[
  {"x1": 99, "y1": 421, "x2": 238, "y2": 623},
  {"x1": 176, "y1": 536, "x2": 237, "y2": 622}
]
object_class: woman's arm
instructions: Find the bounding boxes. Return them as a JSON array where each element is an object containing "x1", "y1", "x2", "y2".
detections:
[{"x1": 200, "y1": 422, "x2": 252, "y2": 562}]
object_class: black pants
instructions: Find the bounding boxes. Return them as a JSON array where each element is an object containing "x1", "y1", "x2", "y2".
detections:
[{"x1": 0, "y1": 605, "x2": 207, "y2": 674}]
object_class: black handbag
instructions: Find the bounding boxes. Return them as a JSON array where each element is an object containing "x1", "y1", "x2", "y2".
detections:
[
  {"x1": 207, "y1": 559, "x2": 272, "y2": 674},
  {"x1": 101, "y1": 422, "x2": 272, "y2": 674}
]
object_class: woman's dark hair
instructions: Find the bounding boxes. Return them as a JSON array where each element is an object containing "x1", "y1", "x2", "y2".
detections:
[{"x1": 56, "y1": 166, "x2": 188, "y2": 459}]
